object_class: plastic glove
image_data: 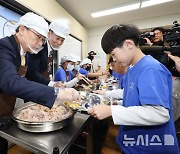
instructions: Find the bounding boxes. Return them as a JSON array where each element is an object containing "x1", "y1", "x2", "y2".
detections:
[
  {"x1": 53, "y1": 82, "x2": 65, "y2": 88},
  {"x1": 56, "y1": 88, "x2": 79, "y2": 102}
]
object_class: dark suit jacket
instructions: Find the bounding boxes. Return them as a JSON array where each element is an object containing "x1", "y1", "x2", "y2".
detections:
[
  {"x1": 26, "y1": 43, "x2": 50, "y2": 85},
  {"x1": 0, "y1": 35, "x2": 56, "y2": 108}
]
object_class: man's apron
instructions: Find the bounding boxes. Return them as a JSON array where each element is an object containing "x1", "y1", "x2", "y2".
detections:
[{"x1": 0, "y1": 36, "x2": 27, "y2": 117}]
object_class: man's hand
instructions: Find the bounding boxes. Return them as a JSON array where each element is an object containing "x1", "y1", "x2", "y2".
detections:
[
  {"x1": 144, "y1": 37, "x2": 153, "y2": 46},
  {"x1": 88, "y1": 104, "x2": 112, "y2": 120},
  {"x1": 168, "y1": 54, "x2": 180, "y2": 72},
  {"x1": 57, "y1": 88, "x2": 79, "y2": 102}
]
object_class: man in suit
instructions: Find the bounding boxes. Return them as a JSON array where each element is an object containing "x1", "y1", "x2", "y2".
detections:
[
  {"x1": 0, "y1": 12, "x2": 78, "y2": 154},
  {"x1": 26, "y1": 20, "x2": 70, "y2": 87}
]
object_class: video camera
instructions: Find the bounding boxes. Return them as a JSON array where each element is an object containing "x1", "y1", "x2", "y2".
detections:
[
  {"x1": 139, "y1": 32, "x2": 155, "y2": 46},
  {"x1": 164, "y1": 21, "x2": 180, "y2": 44},
  {"x1": 140, "y1": 21, "x2": 180, "y2": 77}
]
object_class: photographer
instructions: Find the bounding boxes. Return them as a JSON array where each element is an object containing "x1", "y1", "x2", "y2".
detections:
[{"x1": 144, "y1": 27, "x2": 165, "y2": 46}]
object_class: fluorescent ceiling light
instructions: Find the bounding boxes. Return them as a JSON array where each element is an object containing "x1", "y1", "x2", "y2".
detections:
[
  {"x1": 141, "y1": 0, "x2": 173, "y2": 8},
  {"x1": 91, "y1": 2, "x2": 140, "y2": 18}
]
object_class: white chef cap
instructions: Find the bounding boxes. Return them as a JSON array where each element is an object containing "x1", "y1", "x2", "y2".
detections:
[
  {"x1": 74, "y1": 55, "x2": 81, "y2": 62},
  {"x1": 80, "y1": 58, "x2": 92, "y2": 66},
  {"x1": 61, "y1": 54, "x2": 77, "y2": 64},
  {"x1": 16, "y1": 12, "x2": 49, "y2": 38},
  {"x1": 49, "y1": 20, "x2": 70, "y2": 39}
]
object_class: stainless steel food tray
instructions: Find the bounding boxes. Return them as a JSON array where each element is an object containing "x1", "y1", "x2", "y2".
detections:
[{"x1": 12, "y1": 102, "x2": 74, "y2": 132}]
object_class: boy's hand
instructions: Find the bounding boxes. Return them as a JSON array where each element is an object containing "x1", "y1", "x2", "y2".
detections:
[{"x1": 88, "y1": 104, "x2": 111, "y2": 120}]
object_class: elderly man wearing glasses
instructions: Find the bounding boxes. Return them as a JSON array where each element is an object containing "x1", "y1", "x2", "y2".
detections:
[
  {"x1": 26, "y1": 19, "x2": 70, "y2": 88},
  {"x1": 0, "y1": 12, "x2": 79, "y2": 154}
]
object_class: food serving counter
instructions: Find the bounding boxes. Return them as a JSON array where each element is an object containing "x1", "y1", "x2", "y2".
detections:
[{"x1": 0, "y1": 112, "x2": 91, "y2": 154}]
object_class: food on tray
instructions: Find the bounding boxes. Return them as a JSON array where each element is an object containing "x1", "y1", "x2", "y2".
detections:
[
  {"x1": 64, "y1": 101, "x2": 80, "y2": 109},
  {"x1": 16, "y1": 104, "x2": 72, "y2": 122},
  {"x1": 88, "y1": 85, "x2": 93, "y2": 88}
]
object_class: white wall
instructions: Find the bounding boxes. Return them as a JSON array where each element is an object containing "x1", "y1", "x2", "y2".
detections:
[{"x1": 87, "y1": 13, "x2": 180, "y2": 68}]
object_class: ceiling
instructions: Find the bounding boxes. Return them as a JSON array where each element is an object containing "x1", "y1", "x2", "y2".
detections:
[{"x1": 56, "y1": 0, "x2": 180, "y2": 29}]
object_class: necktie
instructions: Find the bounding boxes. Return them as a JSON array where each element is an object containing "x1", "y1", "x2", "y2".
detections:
[
  {"x1": 49, "y1": 50, "x2": 54, "y2": 58},
  {"x1": 21, "y1": 55, "x2": 26, "y2": 66},
  {"x1": 48, "y1": 50, "x2": 54, "y2": 74}
]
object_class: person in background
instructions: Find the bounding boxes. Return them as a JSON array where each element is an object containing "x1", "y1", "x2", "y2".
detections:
[
  {"x1": 144, "y1": 27, "x2": 165, "y2": 46},
  {"x1": 88, "y1": 24, "x2": 179, "y2": 153},
  {"x1": 87, "y1": 50, "x2": 97, "y2": 71},
  {"x1": 72, "y1": 55, "x2": 81, "y2": 77},
  {"x1": 87, "y1": 50, "x2": 102, "y2": 81},
  {"x1": 168, "y1": 53, "x2": 180, "y2": 147},
  {"x1": 95, "y1": 56, "x2": 128, "y2": 104},
  {"x1": 54, "y1": 54, "x2": 84, "y2": 88},
  {"x1": 0, "y1": 12, "x2": 79, "y2": 154},
  {"x1": 79, "y1": 58, "x2": 109, "y2": 79},
  {"x1": 26, "y1": 20, "x2": 70, "y2": 87},
  {"x1": 108, "y1": 57, "x2": 113, "y2": 75},
  {"x1": 143, "y1": 27, "x2": 167, "y2": 72},
  {"x1": 108, "y1": 56, "x2": 127, "y2": 81}
]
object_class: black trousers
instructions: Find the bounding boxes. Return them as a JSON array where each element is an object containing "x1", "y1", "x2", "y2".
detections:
[
  {"x1": 92, "y1": 118, "x2": 109, "y2": 154},
  {"x1": 0, "y1": 136, "x2": 8, "y2": 154}
]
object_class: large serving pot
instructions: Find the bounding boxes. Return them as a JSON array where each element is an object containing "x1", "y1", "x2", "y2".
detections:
[{"x1": 12, "y1": 102, "x2": 74, "y2": 132}]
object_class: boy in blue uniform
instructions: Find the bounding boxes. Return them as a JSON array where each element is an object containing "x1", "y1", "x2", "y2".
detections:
[
  {"x1": 54, "y1": 54, "x2": 84, "y2": 88},
  {"x1": 88, "y1": 24, "x2": 179, "y2": 154},
  {"x1": 79, "y1": 58, "x2": 109, "y2": 78}
]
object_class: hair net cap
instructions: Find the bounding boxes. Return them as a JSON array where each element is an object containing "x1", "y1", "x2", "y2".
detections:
[
  {"x1": 16, "y1": 12, "x2": 49, "y2": 38},
  {"x1": 80, "y1": 58, "x2": 92, "y2": 66},
  {"x1": 61, "y1": 54, "x2": 77, "y2": 64},
  {"x1": 74, "y1": 55, "x2": 81, "y2": 62},
  {"x1": 49, "y1": 20, "x2": 70, "y2": 39}
]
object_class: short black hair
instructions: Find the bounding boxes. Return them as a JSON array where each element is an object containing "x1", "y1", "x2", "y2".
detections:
[
  {"x1": 88, "y1": 51, "x2": 96, "y2": 55},
  {"x1": 101, "y1": 24, "x2": 140, "y2": 54},
  {"x1": 15, "y1": 27, "x2": 20, "y2": 32},
  {"x1": 151, "y1": 27, "x2": 165, "y2": 34}
]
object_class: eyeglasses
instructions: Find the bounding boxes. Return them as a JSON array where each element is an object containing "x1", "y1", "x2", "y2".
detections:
[{"x1": 27, "y1": 28, "x2": 47, "y2": 44}]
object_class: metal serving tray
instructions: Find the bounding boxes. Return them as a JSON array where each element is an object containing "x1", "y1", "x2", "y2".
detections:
[{"x1": 12, "y1": 102, "x2": 74, "y2": 133}]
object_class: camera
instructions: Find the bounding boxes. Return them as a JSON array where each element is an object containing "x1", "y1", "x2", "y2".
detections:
[
  {"x1": 139, "y1": 32, "x2": 155, "y2": 46},
  {"x1": 141, "y1": 21, "x2": 180, "y2": 77},
  {"x1": 164, "y1": 21, "x2": 180, "y2": 44}
]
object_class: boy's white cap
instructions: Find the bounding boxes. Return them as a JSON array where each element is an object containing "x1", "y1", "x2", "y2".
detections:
[
  {"x1": 49, "y1": 20, "x2": 70, "y2": 39},
  {"x1": 16, "y1": 12, "x2": 49, "y2": 38},
  {"x1": 80, "y1": 58, "x2": 92, "y2": 66},
  {"x1": 61, "y1": 54, "x2": 77, "y2": 64}
]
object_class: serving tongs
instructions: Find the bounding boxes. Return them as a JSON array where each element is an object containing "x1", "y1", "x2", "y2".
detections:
[{"x1": 82, "y1": 76, "x2": 92, "y2": 86}]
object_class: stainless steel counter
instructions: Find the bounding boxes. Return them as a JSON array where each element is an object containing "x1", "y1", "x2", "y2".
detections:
[{"x1": 0, "y1": 112, "x2": 90, "y2": 154}]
